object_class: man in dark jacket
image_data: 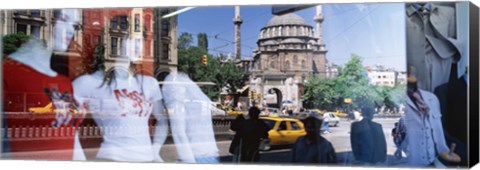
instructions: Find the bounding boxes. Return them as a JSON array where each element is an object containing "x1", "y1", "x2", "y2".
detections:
[
  {"x1": 290, "y1": 116, "x2": 337, "y2": 164},
  {"x1": 238, "y1": 106, "x2": 270, "y2": 162},
  {"x1": 350, "y1": 106, "x2": 387, "y2": 165}
]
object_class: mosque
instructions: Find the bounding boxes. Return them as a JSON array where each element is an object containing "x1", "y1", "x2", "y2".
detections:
[{"x1": 248, "y1": 6, "x2": 337, "y2": 110}]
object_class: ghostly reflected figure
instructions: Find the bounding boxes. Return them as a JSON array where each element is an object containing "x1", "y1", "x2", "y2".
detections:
[
  {"x1": 162, "y1": 72, "x2": 220, "y2": 163},
  {"x1": 2, "y1": 9, "x2": 85, "y2": 160},
  {"x1": 72, "y1": 15, "x2": 168, "y2": 162}
]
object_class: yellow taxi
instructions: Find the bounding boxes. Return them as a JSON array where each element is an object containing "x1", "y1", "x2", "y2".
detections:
[
  {"x1": 259, "y1": 116, "x2": 306, "y2": 150},
  {"x1": 225, "y1": 106, "x2": 244, "y2": 116},
  {"x1": 333, "y1": 110, "x2": 349, "y2": 118}
]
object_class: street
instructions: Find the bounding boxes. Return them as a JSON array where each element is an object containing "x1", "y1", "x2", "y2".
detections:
[{"x1": 159, "y1": 117, "x2": 409, "y2": 166}]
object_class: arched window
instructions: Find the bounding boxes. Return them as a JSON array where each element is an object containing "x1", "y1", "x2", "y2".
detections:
[
  {"x1": 301, "y1": 60, "x2": 306, "y2": 69},
  {"x1": 285, "y1": 61, "x2": 290, "y2": 70},
  {"x1": 270, "y1": 61, "x2": 276, "y2": 69},
  {"x1": 293, "y1": 55, "x2": 298, "y2": 64}
]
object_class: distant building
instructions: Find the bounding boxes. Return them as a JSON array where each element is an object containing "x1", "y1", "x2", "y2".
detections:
[
  {"x1": 1, "y1": 9, "x2": 84, "y2": 79},
  {"x1": 1, "y1": 8, "x2": 178, "y2": 80},
  {"x1": 366, "y1": 65, "x2": 405, "y2": 87},
  {"x1": 325, "y1": 63, "x2": 339, "y2": 78},
  {"x1": 396, "y1": 71, "x2": 407, "y2": 85}
]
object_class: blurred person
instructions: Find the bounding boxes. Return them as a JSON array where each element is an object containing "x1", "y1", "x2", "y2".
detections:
[
  {"x1": 403, "y1": 68, "x2": 460, "y2": 167},
  {"x1": 392, "y1": 118, "x2": 406, "y2": 159},
  {"x1": 72, "y1": 15, "x2": 168, "y2": 162},
  {"x1": 2, "y1": 9, "x2": 86, "y2": 160},
  {"x1": 162, "y1": 72, "x2": 220, "y2": 163},
  {"x1": 290, "y1": 116, "x2": 337, "y2": 164},
  {"x1": 321, "y1": 112, "x2": 331, "y2": 134},
  {"x1": 350, "y1": 105, "x2": 387, "y2": 165},
  {"x1": 353, "y1": 108, "x2": 362, "y2": 121},
  {"x1": 237, "y1": 106, "x2": 269, "y2": 162},
  {"x1": 229, "y1": 114, "x2": 245, "y2": 162}
]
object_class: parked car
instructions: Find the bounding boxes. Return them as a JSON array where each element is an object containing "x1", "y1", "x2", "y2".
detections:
[
  {"x1": 322, "y1": 112, "x2": 340, "y2": 127},
  {"x1": 259, "y1": 116, "x2": 306, "y2": 150}
]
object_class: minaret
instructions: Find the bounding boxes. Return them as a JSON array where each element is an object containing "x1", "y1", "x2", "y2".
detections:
[
  {"x1": 233, "y1": 6, "x2": 243, "y2": 60},
  {"x1": 313, "y1": 5, "x2": 326, "y2": 51}
]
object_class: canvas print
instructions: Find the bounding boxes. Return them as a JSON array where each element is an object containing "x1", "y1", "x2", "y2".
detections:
[{"x1": 0, "y1": 1, "x2": 475, "y2": 169}]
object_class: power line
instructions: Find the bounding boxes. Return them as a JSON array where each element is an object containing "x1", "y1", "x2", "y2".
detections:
[
  {"x1": 213, "y1": 9, "x2": 271, "y2": 37},
  {"x1": 325, "y1": 5, "x2": 381, "y2": 45}
]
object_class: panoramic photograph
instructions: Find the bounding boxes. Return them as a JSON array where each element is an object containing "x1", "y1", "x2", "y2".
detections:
[{"x1": 0, "y1": 2, "x2": 473, "y2": 169}]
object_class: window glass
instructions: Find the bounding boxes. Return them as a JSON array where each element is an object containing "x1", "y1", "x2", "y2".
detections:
[
  {"x1": 290, "y1": 121, "x2": 301, "y2": 130},
  {"x1": 278, "y1": 121, "x2": 287, "y2": 131},
  {"x1": 16, "y1": 24, "x2": 27, "y2": 34},
  {"x1": 111, "y1": 37, "x2": 117, "y2": 55}
]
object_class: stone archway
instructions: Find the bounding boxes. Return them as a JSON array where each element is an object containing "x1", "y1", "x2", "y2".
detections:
[{"x1": 267, "y1": 88, "x2": 283, "y2": 109}]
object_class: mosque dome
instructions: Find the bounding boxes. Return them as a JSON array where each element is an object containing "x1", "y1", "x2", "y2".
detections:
[{"x1": 265, "y1": 13, "x2": 310, "y2": 27}]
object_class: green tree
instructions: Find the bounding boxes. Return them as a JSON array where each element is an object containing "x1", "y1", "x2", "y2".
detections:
[
  {"x1": 2, "y1": 32, "x2": 31, "y2": 56},
  {"x1": 178, "y1": 32, "x2": 193, "y2": 49},
  {"x1": 335, "y1": 54, "x2": 381, "y2": 109},
  {"x1": 197, "y1": 33, "x2": 208, "y2": 52},
  {"x1": 303, "y1": 75, "x2": 339, "y2": 110},
  {"x1": 178, "y1": 46, "x2": 206, "y2": 79},
  {"x1": 177, "y1": 34, "x2": 247, "y2": 100}
]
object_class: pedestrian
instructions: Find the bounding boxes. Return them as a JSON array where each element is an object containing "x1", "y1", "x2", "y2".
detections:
[
  {"x1": 350, "y1": 105, "x2": 387, "y2": 165},
  {"x1": 392, "y1": 121, "x2": 405, "y2": 159},
  {"x1": 229, "y1": 114, "x2": 245, "y2": 162},
  {"x1": 238, "y1": 106, "x2": 270, "y2": 162},
  {"x1": 290, "y1": 116, "x2": 337, "y2": 164},
  {"x1": 353, "y1": 108, "x2": 362, "y2": 121},
  {"x1": 322, "y1": 112, "x2": 331, "y2": 134}
]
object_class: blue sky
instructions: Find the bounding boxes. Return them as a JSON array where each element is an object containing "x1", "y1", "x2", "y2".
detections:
[{"x1": 178, "y1": 3, "x2": 406, "y2": 71}]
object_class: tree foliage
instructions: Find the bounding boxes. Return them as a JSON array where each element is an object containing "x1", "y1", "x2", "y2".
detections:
[
  {"x1": 177, "y1": 32, "x2": 247, "y2": 100},
  {"x1": 303, "y1": 54, "x2": 403, "y2": 112},
  {"x1": 303, "y1": 75, "x2": 339, "y2": 110},
  {"x1": 178, "y1": 32, "x2": 193, "y2": 49},
  {"x1": 2, "y1": 32, "x2": 31, "y2": 56},
  {"x1": 197, "y1": 33, "x2": 208, "y2": 52}
]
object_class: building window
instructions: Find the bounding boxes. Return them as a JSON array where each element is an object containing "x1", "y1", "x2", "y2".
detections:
[
  {"x1": 30, "y1": 10, "x2": 41, "y2": 17},
  {"x1": 301, "y1": 60, "x2": 306, "y2": 69},
  {"x1": 285, "y1": 61, "x2": 290, "y2": 70},
  {"x1": 293, "y1": 55, "x2": 298, "y2": 64},
  {"x1": 16, "y1": 10, "x2": 27, "y2": 15},
  {"x1": 16, "y1": 24, "x2": 27, "y2": 34},
  {"x1": 119, "y1": 16, "x2": 128, "y2": 30},
  {"x1": 161, "y1": 20, "x2": 169, "y2": 37},
  {"x1": 134, "y1": 14, "x2": 140, "y2": 32},
  {"x1": 162, "y1": 43, "x2": 169, "y2": 59},
  {"x1": 110, "y1": 16, "x2": 118, "y2": 29},
  {"x1": 110, "y1": 15, "x2": 128, "y2": 30},
  {"x1": 30, "y1": 25, "x2": 40, "y2": 38},
  {"x1": 111, "y1": 37, "x2": 118, "y2": 55},
  {"x1": 270, "y1": 61, "x2": 276, "y2": 69}
]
